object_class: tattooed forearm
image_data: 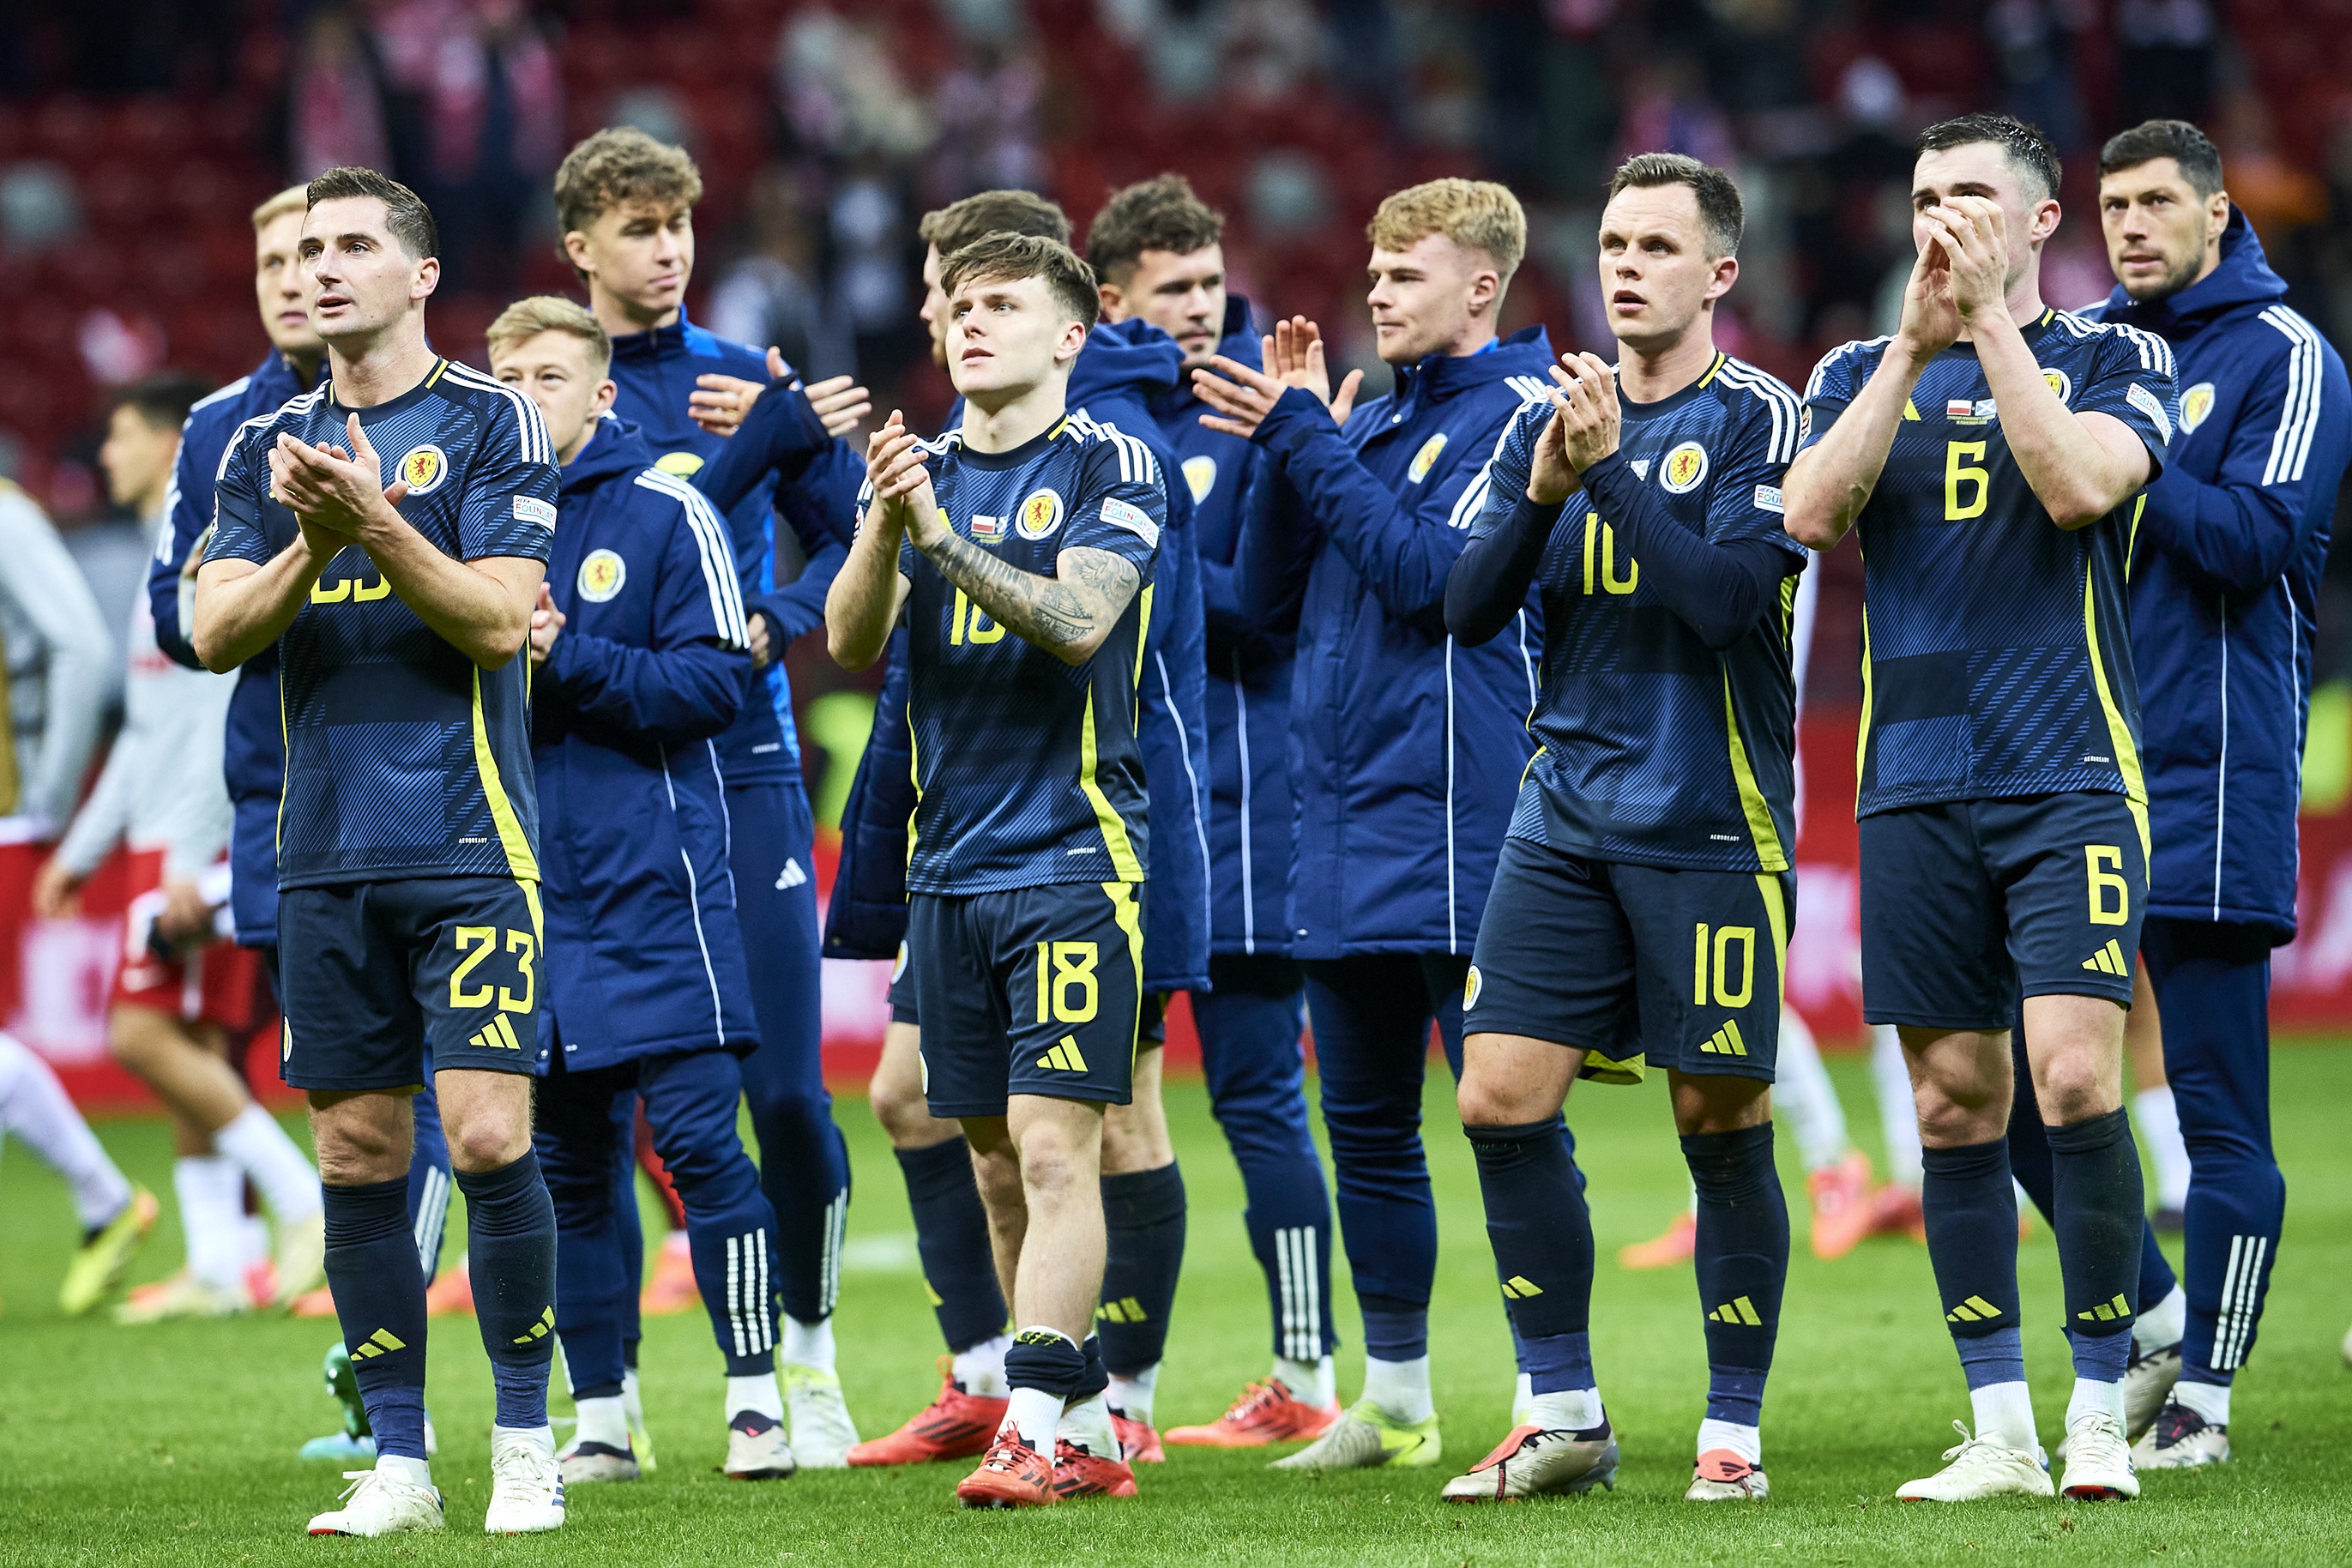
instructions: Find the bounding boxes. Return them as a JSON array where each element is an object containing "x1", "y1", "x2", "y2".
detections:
[{"x1": 917, "y1": 531, "x2": 1141, "y2": 666}]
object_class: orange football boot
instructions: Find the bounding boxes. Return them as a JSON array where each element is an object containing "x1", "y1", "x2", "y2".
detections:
[
  {"x1": 1807, "y1": 1151, "x2": 1878, "y2": 1260},
  {"x1": 1164, "y1": 1378, "x2": 1341, "y2": 1448},
  {"x1": 1111, "y1": 1408, "x2": 1163, "y2": 1463},
  {"x1": 288, "y1": 1284, "x2": 339, "y2": 1318},
  {"x1": 955, "y1": 1433, "x2": 1056, "y2": 1508},
  {"x1": 1051, "y1": 1438, "x2": 1137, "y2": 1499},
  {"x1": 1868, "y1": 1182, "x2": 1927, "y2": 1241},
  {"x1": 848, "y1": 1361, "x2": 1008, "y2": 1466},
  {"x1": 1619, "y1": 1210, "x2": 1697, "y2": 1269},
  {"x1": 639, "y1": 1233, "x2": 698, "y2": 1316},
  {"x1": 424, "y1": 1259, "x2": 473, "y2": 1316}
]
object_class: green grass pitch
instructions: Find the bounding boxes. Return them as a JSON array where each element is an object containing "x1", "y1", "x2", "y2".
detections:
[{"x1": 4, "y1": 1046, "x2": 2349, "y2": 1565}]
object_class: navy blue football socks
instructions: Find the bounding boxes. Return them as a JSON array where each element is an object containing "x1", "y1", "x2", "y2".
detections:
[
  {"x1": 895, "y1": 1137, "x2": 1010, "y2": 1354},
  {"x1": 2005, "y1": 1026, "x2": 2179, "y2": 1315},
  {"x1": 2047, "y1": 1107, "x2": 2144, "y2": 1372},
  {"x1": 1467, "y1": 1118, "x2": 1594, "y2": 1377},
  {"x1": 1098, "y1": 1162, "x2": 1186, "y2": 1377},
  {"x1": 1922, "y1": 1138, "x2": 2025, "y2": 1381},
  {"x1": 323, "y1": 1176, "x2": 431, "y2": 1460},
  {"x1": 455, "y1": 1151, "x2": 558, "y2": 1431},
  {"x1": 1683, "y1": 1123, "x2": 1787, "y2": 1426}
]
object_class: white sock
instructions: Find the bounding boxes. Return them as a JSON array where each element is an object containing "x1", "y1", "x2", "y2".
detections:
[
  {"x1": 1775, "y1": 1005, "x2": 1849, "y2": 1172},
  {"x1": 2133, "y1": 1087, "x2": 2192, "y2": 1211},
  {"x1": 214, "y1": 1104, "x2": 322, "y2": 1221},
  {"x1": 2135, "y1": 1283, "x2": 2186, "y2": 1351},
  {"x1": 173, "y1": 1155, "x2": 245, "y2": 1292},
  {"x1": 2066, "y1": 1376, "x2": 2126, "y2": 1429},
  {"x1": 1698, "y1": 1415, "x2": 1761, "y2": 1464},
  {"x1": 2173, "y1": 1378, "x2": 2229, "y2": 1426},
  {"x1": 1870, "y1": 1025, "x2": 1924, "y2": 1188},
  {"x1": 726, "y1": 1372, "x2": 784, "y2": 1424},
  {"x1": 782, "y1": 1315, "x2": 835, "y2": 1371},
  {"x1": 1107, "y1": 1362, "x2": 1157, "y2": 1426},
  {"x1": 575, "y1": 1394, "x2": 628, "y2": 1451},
  {"x1": 955, "y1": 1333, "x2": 1010, "y2": 1396},
  {"x1": 1058, "y1": 1391, "x2": 1115, "y2": 1456},
  {"x1": 1529, "y1": 1387, "x2": 1603, "y2": 1432},
  {"x1": 1969, "y1": 1380, "x2": 2039, "y2": 1453},
  {"x1": 1510, "y1": 1371, "x2": 1534, "y2": 1426},
  {"x1": 1004, "y1": 1385, "x2": 1063, "y2": 1450},
  {"x1": 1276, "y1": 1354, "x2": 1335, "y2": 1408},
  {"x1": 0, "y1": 1033, "x2": 131, "y2": 1227},
  {"x1": 621, "y1": 1366, "x2": 644, "y2": 1428},
  {"x1": 377, "y1": 1452, "x2": 433, "y2": 1487},
  {"x1": 1360, "y1": 1354, "x2": 1433, "y2": 1425}
]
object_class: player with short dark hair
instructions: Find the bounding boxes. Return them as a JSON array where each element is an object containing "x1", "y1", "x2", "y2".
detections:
[
  {"x1": 828, "y1": 231, "x2": 1168, "y2": 1509},
  {"x1": 195, "y1": 167, "x2": 566, "y2": 1537},
  {"x1": 1087, "y1": 172, "x2": 1344, "y2": 1448},
  {"x1": 1438, "y1": 152, "x2": 1805, "y2": 1504},
  {"x1": 1786, "y1": 113, "x2": 2178, "y2": 1504},
  {"x1": 2078, "y1": 118, "x2": 2349, "y2": 1468}
]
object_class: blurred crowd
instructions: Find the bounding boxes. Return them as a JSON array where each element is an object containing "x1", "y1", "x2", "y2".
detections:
[{"x1": 9, "y1": 0, "x2": 2352, "y2": 711}]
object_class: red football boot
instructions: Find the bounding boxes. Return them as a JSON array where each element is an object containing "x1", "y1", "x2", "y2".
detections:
[
  {"x1": 955, "y1": 1433, "x2": 1056, "y2": 1508},
  {"x1": 1110, "y1": 1408, "x2": 1163, "y2": 1463},
  {"x1": 1052, "y1": 1438, "x2": 1137, "y2": 1499},
  {"x1": 848, "y1": 1363, "x2": 1008, "y2": 1467},
  {"x1": 1164, "y1": 1378, "x2": 1342, "y2": 1448},
  {"x1": 1807, "y1": 1151, "x2": 1878, "y2": 1260}
]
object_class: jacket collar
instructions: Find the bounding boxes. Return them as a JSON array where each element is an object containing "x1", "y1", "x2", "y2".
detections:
[
  {"x1": 558, "y1": 415, "x2": 660, "y2": 495},
  {"x1": 2096, "y1": 207, "x2": 2288, "y2": 335},
  {"x1": 1389, "y1": 323, "x2": 1554, "y2": 406},
  {"x1": 1070, "y1": 316, "x2": 1184, "y2": 425},
  {"x1": 253, "y1": 347, "x2": 323, "y2": 401},
  {"x1": 606, "y1": 308, "x2": 706, "y2": 364}
]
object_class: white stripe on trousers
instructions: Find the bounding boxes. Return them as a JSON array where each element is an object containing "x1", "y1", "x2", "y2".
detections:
[
  {"x1": 411, "y1": 1167, "x2": 450, "y2": 1280},
  {"x1": 2215, "y1": 1233, "x2": 2269, "y2": 1370},
  {"x1": 1274, "y1": 1226, "x2": 1321, "y2": 1360}
]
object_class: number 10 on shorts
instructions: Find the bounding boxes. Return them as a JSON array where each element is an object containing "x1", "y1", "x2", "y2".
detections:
[{"x1": 1693, "y1": 923, "x2": 1756, "y2": 1009}]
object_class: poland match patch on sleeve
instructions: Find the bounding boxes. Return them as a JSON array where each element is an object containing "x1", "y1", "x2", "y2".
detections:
[
  {"x1": 1099, "y1": 496, "x2": 1160, "y2": 549},
  {"x1": 513, "y1": 495, "x2": 557, "y2": 528}
]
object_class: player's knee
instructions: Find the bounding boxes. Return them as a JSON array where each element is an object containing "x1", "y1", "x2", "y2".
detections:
[
  {"x1": 871, "y1": 1078, "x2": 947, "y2": 1145},
  {"x1": 2034, "y1": 1053, "x2": 2120, "y2": 1125}
]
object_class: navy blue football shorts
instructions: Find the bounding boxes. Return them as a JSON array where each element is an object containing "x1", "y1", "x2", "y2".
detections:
[
  {"x1": 888, "y1": 940, "x2": 918, "y2": 1026},
  {"x1": 909, "y1": 881, "x2": 1144, "y2": 1117},
  {"x1": 1859, "y1": 790, "x2": 2148, "y2": 1030},
  {"x1": 279, "y1": 877, "x2": 545, "y2": 1092},
  {"x1": 1462, "y1": 836, "x2": 1791, "y2": 1085}
]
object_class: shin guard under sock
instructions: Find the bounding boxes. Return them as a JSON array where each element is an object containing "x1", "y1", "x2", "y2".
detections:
[
  {"x1": 1466, "y1": 1119, "x2": 1592, "y2": 1389},
  {"x1": 895, "y1": 1137, "x2": 1009, "y2": 1353},
  {"x1": 2047, "y1": 1108, "x2": 2143, "y2": 1366},
  {"x1": 1922, "y1": 1140, "x2": 2025, "y2": 1378},
  {"x1": 455, "y1": 1152, "x2": 558, "y2": 1430},
  {"x1": 324, "y1": 1178, "x2": 429, "y2": 1459},
  {"x1": 1683, "y1": 1123, "x2": 1788, "y2": 1426},
  {"x1": 1098, "y1": 1162, "x2": 1186, "y2": 1377}
]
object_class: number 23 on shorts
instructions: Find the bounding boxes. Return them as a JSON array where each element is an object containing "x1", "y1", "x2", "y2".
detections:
[{"x1": 450, "y1": 923, "x2": 537, "y2": 1036}]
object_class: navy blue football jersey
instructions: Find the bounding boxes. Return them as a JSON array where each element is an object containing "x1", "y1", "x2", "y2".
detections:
[
  {"x1": 1479, "y1": 353, "x2": 1808, "y2": 871},
  {"x1": 1800, "y1": 310, "x2": 2176, "y2": 822},
  {"x1": 209, "y1": 359, "x2": 559, "y2": 888},
  {"x1": 877, "y1": 413, "x2": 1166, "y2": 895}
]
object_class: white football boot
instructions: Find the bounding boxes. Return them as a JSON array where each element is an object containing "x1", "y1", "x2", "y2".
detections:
[
  {"x1": 1438, "y1": 1422, "x2": 1618, "y2": 1501},
  {"x1": 1684, "y1": 1448, "x2": 1768, "y2": 1501},
  {"x1": 1896, "y1": 1421, "x2": 2054, "y2": 1501},
  {"x1": 2058, "y1": 1410, "x2": 2139, "y2": 1499},
  {"x1": 723, "y1": 1413, "x2": 797, "y2": 1480},
  {"x1": 2132, "y1": 1398, "x2": 2230, "y2": 1469},
  {"x1": 306, "y1": 1468, "x2": 445, "y2": 1536},
  {"x1": 482, "y1": 1427, "x2": 566, "y2": 1534},
  {"x1": 784, "y1": 1364, "x2": 859, "y2": 1469}
]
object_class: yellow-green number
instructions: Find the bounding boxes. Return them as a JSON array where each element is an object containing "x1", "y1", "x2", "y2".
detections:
[
  {"x1": 1692, "y1": 922, "x2": 1756, "y2": 1007},
  {"x1": 1945, "y1": 440, "x2": 1989, "y2": 521},
  {"x1": 2086, "y1": 845, "x2": 2131, "y2": 926}
]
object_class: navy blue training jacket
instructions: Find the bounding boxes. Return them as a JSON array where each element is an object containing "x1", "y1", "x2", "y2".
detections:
[
  {"x1": 1154, "y1": 298, "x2": 1294, "y2": 956},
  {"x1": 2090, "y1": 211, "x2": 2351, "y2": 939},
  {"x1": 1241, "y1": 325, "x2": 1555, "y2": 957},
  {"x1": 1069, "y1": 317, "x2": 1213, "y2": 993},
  {"x1": 150, "y1": 348, "x2": 317, "y2": 946},
  {"x1": 606, "y1": 309, "x2": 853, "y2": 789},
  {"x1": 531, "y1": 418, "x2": 762, "y2": 1070}
]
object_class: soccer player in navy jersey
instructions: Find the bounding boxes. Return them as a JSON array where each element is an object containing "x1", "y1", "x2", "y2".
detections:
[
  {"x1": 1440, "y1": 154, "x2": 1805, "y2": 1503},
  {"x1": 828, "y1": 232, "x2": 1167, "y2": 1509},
  {"x1": 1785, "y1": 113, "x2": 2178, "y2": 1503},
  {"x1": 195, "y1": 167, "x2": 565, "y2": 1537}
]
